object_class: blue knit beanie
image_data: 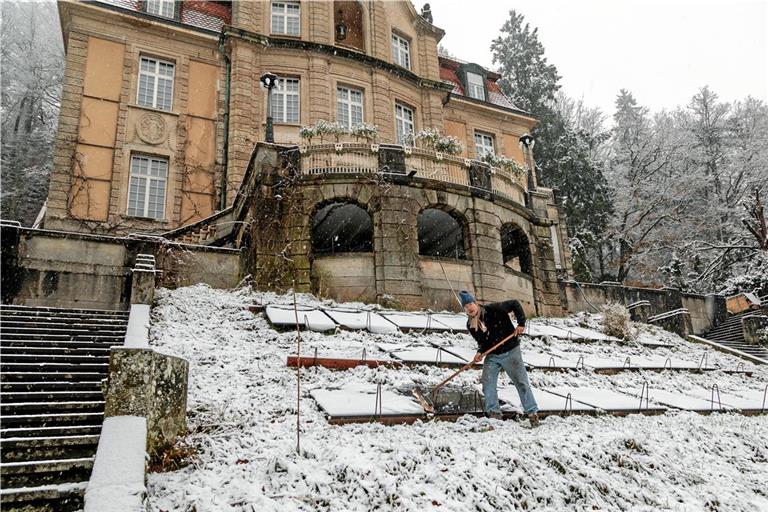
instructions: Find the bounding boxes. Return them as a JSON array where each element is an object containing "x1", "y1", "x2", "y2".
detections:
[{"x1": 458, "y1": 290, "x2": 476, "y2": 307}]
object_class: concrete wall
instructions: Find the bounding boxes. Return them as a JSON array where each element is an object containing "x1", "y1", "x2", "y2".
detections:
[
  {"x1": 312, "y1": 253, "x2": 376, "y2": 303},
  {"x1": 1, "y1": 225, "x2": 241, "y2": 310},
  {"x1": 559, "y1": 280, "x2": 726, "y2": 335}
]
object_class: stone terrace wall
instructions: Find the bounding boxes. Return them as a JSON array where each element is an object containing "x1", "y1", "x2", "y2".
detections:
[
  {"x1": 1, "y1": 225, "x2": 241, "y2": 310},
  {"x1": 558, "y1": 280, "x2": 726, "y2": 335}
]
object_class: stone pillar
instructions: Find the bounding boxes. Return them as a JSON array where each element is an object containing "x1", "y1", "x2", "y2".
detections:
[
  {"x1": 706, "y1": 293, "x2": 728, "y2": 328},
  {"x1": 130, "y1": 254, "x2": 157, "y2": 305},
  {"x1": 103, "y1": 348, "x2": 189, "y2": 457},
  {"x1": 743, "y1": 316, "x2": 768, "y2": 346}
]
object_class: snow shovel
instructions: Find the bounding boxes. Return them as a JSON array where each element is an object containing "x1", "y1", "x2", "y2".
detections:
[{"x1": 412, "y1": 331, "x2": 519, "y2": 414}]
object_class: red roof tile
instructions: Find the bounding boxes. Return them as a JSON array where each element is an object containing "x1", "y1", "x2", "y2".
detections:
[{"x1": 438, "y1": 56, "x2": 522, "y2": 112}]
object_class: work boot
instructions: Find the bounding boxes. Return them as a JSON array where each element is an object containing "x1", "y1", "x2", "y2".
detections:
[
  {"x1": 528, "y1": 413, "x2": 540, "y2": 428},
  {"x1": 486, "y1": 411, "x2": 503, "y2": 420}
]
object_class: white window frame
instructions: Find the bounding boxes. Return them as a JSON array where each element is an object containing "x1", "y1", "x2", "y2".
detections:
[
  {"x1": 474, "y1": 132, "x2": 495, "y2": 157},
  {"x1": 271, "y1": 78, "x2": 300, "y2": 124},
  {"x1": 467, "y1": 72, "x2": 485, "y2": 101},
  {"x1": 137, "y1": 56, "x2": 175, "y2": 111},
  {"x1": 336, "y1": 86, "x2": 364, "y2": 129},
  {"x1": 395, "y1": 102, "x2": 414, "y2": 146},
  {"x1": 271, "y1": 1, "x2": 301, "y2": 36},
  {"x1": 145, "y1": 0, "x2": 175, "y2": 18},
  {"x1": 127, "y1": 154, "x2": 168, "y2": 220},
  {"x1": 391, "y1": 32, "x2": 411, "y2": 69}
]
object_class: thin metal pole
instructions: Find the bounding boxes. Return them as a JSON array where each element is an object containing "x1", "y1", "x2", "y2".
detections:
[
  {"x1": 265, "y1": 85, "x2": 275, "y2": 143},
  {"x1": 293, "y1": 286, "x2": 301, "y2": 454}
]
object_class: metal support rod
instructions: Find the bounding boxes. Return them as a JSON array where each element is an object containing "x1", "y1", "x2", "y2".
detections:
[{"x1": 292, "y1": 288, "x2": 302, "y2": 454}]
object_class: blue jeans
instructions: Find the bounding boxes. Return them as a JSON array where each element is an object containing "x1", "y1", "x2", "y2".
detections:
[{"x1": 481, "y1": 345, "x2": 538, "y2": 414}]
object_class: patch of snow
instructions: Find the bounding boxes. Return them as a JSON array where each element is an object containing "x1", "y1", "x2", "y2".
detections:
[
  {"x1": 146, "y1": 284, "x2": 768, "y2": 512},
  {"x1": 84, "y1": 416, "x2": 147, "y2": 512},
  {"x1": 310, "y1": 383, "x2": 424, "y2": 417},
  {"x1": 124, "y1": 304, "x2": 151, "y2": 348}
]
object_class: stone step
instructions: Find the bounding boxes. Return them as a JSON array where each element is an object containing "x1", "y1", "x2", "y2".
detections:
[
  {"x1": 1, "y1": 390, "x2": 104, "y2": 403},
  {"x1": 0, "y1": 333, "x2": 125, "y2": 342},
  {"x1": 1, "y1": 362, "x2": 109, "y2": 373},
  {"x1": 1, "y1": 434, "x2": 100, "y2": 463},
  {"x1": 1, "y1": 381, "x2": 103, "y2": 393},
  {"x1": 0, "y1": 304, "x2": 128, "y2": 317},
  {"x1": 0, "y1": 481, "x2": 87, "y2": 512},
  {"x1": 0, "y1": 457, "x2": 93, "y2": 489},
  {"x1": 1, "y1": 339, "x2": 121, "y2": 349},
  {"x1": 1, "y1": 401, "x2": 105, "y2": 416},
  {"x1": 1, "y1": 425, "x2": 102, "y2": 439},
  {"x1": 1, "y1": 372, "x2": 105, "y2": 383},
  {"x1": 0, "y1": 354, "x2": 110, "y2": 364},
  {"x1": 0, "y1": 346, "x2": 112, "y2": 356},
  {"x1": 1, "y1": 326, "x2": 127, "y2": 336},
  {"x1": 0, "y1": 314, "x2": 128, "y2": 325},
  {"x1": 0, "y1": 412, "x2": 103, "y2": 428},
  {"x1": 0, "y1": 321, "x2": 127, "y2": 334}
]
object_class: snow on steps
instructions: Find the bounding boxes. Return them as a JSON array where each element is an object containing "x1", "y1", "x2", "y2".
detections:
[{"x1": 0, "y1": 304, "x2": 127, "y2": 511}]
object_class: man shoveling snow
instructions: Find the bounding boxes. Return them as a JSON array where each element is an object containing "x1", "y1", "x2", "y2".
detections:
[{"x1": 460, "y1": 290, "x2": 540, "y2": 427}]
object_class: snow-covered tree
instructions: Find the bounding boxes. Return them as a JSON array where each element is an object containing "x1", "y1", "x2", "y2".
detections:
[{"x1": 1, "y1": 1, "x2": 63, "y2": 225}]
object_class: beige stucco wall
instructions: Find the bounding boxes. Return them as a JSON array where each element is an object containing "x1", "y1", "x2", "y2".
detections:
[
  {"x1": 312, "y1": 253, "x2": 376, "y2": 303},
  {"x1": 47, "y1": 2, "x2": 224, "y2": 234}
]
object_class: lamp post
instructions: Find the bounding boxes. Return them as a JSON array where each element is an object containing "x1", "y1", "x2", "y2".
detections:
[
  {"x1": 519, "y1": 133, "x2": 536, "y2": 191},
  {"x1": 260, "y1": 72, "x2": 278, "y2": 143}
]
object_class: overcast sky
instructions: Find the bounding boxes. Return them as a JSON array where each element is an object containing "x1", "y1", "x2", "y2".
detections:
[{"x1": 429, "y1": 0, "x2": 768, "y2": 118}]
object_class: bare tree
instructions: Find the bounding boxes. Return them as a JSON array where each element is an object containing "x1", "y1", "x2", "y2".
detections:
[{"x1": 1, "y1": 0, "x2": 64, "y2": 225}]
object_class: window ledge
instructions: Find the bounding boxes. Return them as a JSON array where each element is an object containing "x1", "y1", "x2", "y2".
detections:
[
  {"x1": 122, "y1": 214, "x2": 169, "y2": 224},
  {"x1": 418, "y1": 255, "x2": 472, "y2": 265},
  {"x1": 503, "y1": 266, "x2": 532, "y2": 280},
  {"x1": 128, "y1": 103, "x2": 179, "y2": 117}
]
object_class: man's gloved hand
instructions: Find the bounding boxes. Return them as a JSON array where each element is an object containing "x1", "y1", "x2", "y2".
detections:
[
  {"x1": 473, "y1": 352, "x2": 484, "y2": 364},
  {"x1": 514, "y1": 325, "x2": 525, "y2": 337}
]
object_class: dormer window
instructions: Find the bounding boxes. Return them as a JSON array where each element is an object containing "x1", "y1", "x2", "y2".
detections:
[
  {"x1": 467, "y1": 72, "x2": 485, "y2": 101},
  {"x1": 272, "y1": 1, "x2": 301, "y2": 36},
  {"x1": 391, "y1": 32, "x2": 411, "y2": 69},
  {"x1": 144, "y1": 0, "x2": 176, "y2": 19}
]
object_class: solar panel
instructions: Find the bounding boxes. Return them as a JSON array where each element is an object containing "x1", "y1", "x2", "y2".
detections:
[
  {"x1": 390, "y1": 346, "x2": 471, "y2": 366},
  {"x1": 379, "y1": 312, "x2": 452, "y2": 331},
  {"x1": 546, "y1": 387, "x2": 667, "y2": 412},
  {"x1": 323, "y1": 308, "x2": 399, "y2": 334},
  {"x1": 310, "y1": 383, "x2": 425, "y2": 417},
  {"x1": 265, "y1": 305, "x2": 337, "y2": 332},
  {"x1": 496, "y1": 386, "x2": 596, "y2": 413}
]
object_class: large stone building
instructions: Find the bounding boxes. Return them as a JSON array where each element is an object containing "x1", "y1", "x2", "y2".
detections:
[{"x1": 45, "y1": 0, "x2": 573, "y2": 315}]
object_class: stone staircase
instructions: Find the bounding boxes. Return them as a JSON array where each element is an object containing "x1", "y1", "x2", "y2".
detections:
[
  {"x1": 0, "y1": 305, "x2": 128, "y2": 511},
  {"x1": 703, "y1": 309, "x2": 768, "y2": 362}
]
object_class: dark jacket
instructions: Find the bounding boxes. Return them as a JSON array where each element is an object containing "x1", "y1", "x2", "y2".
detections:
[{"x1": 466, "y1": 300, "x2": 526, "y2": 355}]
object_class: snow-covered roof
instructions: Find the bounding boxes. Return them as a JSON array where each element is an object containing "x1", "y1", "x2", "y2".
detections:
[{"x1": 93, "y1": 0, "x2": 231, "y2": 33}]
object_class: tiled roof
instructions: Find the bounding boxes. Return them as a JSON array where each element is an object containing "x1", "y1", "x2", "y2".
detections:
[
  {"x1": 438, "y1": 56, "x2": 525, "y2": 113},
  {"x1": 94, "y1": 0, "x2": 230, "y2": 33}
]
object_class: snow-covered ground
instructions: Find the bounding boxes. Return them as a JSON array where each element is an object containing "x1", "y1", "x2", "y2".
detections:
[{"x1": 146, "y1": 284, "x2": 768, "y2": 511}]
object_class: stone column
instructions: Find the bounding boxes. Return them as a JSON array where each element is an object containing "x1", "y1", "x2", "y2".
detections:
[{"x1": 130, "y1": 254, "x2": 157, "y2": 305}]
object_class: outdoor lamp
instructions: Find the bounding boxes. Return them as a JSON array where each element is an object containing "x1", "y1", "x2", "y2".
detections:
[
  {"x1": 335, "y1": 10, "x2": 347, "y2": 41},
  {"x1": 260, "y1": 72, "x2": 279, "y2": 143},
  {"x1": 519, "y1": 133, "x2": 535, "y2": 149}
]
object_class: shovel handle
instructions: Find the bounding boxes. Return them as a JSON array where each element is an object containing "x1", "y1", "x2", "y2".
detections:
[{"x1": 429, "y1": 331, "x2": 518, "y2": 397}]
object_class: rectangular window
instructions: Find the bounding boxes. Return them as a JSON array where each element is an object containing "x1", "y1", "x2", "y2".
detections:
[
  {"x1": 336, "y1": 86, "x2": 364, "y2": 129},
  {"x1": 145, "y1": 0, "x2": 175, "y2": 18},
  {"x1": 467, "y1": 72, "x2": 485, "y2": 101},
  {"x1": 395, "y1": 103, "x2": 414, "y2": 145},
  {"x1": 137, "y1": 56, "x2": 174, "y2": 111},
  {"x1": 391, "y1": 32, "x2": 411, "y2": 69},
  {"x1": 127, "y1": 155, "x2": 168, "y2": 220},
  {"x1": 271, "y1": 1, "x2": 301, "y2": 36},
  {"x1": 474, "y1": 132, "x2": 495, "y2": 157},
  {"x1": 271, "y1": 78, "x2": 300, "y2": 124}
]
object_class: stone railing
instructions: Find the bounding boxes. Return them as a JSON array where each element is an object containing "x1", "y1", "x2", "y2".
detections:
[{"x1": 298, "y1": 143, "x2": 527, "y2": 205}]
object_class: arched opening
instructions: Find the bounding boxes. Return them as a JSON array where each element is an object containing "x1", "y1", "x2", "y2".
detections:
[
  {"x1": 418, "y1": 208, "x2": 467, "y2": 259},
  {"x1": 334, "y1": 1, "x2": 365, "y2": 52},
  {"x1": 501, "y1": 223, "x2": 532, "y2": 275},
  {"x1": 311, "y1": 201, "x2": 373, "y2": 255}
]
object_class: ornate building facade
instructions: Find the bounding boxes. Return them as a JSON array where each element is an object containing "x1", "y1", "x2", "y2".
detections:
[{"x1": 46, "y1": 0, "x2": 572, "y2": 315}]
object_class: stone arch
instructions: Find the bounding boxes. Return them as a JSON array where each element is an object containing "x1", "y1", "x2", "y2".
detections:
[
  {"x1": 417, "y1": 205, "x2": 470, "y2": 260},
  {"x1": 311, "y1": 198, "x2": 373, "y2": 256},
  {"x1": 500, "y1": 222, "x2": 532, "y2": 275}
]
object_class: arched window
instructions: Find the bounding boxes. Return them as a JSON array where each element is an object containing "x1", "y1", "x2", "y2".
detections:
[
  {"x1": 334, "y1": 1, "x2": 365, "y2": 52},
  {"x1": 501, "y1": 223, "x2": 532, "y2": 275},
  {"x1": 311, "y1": 202, "x2": 373, "y2": 255},
  {"x1": 418, "y1": 208, "x2": 466, "y2": 259}
]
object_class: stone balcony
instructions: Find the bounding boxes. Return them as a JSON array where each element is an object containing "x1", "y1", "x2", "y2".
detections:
[{"x1": 298, "y1": 143, "x2": 528, "y2": 206}]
